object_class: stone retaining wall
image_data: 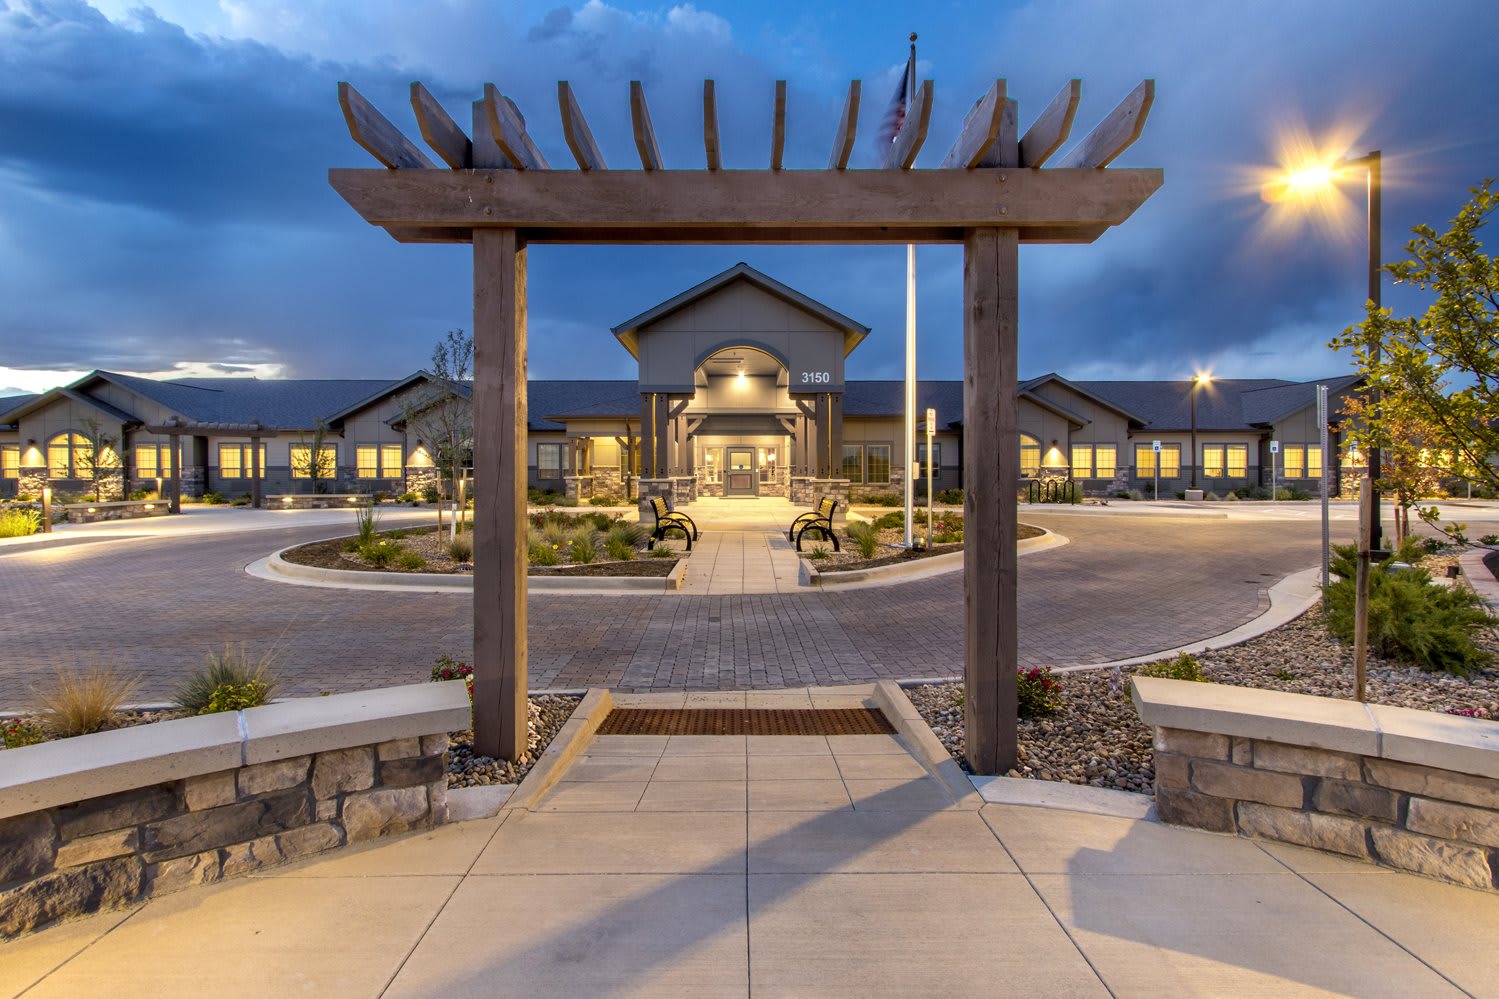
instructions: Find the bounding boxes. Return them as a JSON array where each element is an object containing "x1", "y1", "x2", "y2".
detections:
[
  {"x1": 1134, "y1": 677, "x2": 1499, "y2": 891},
  {"x1": 62, "y1": 500, "x2": 171, "y2": 523},
  {"x1": 0, "y1": 682, "x2": 469, "y2": 938},
  {"x1": 266, "y1": 493, "x2": 371, "y2": 510}
]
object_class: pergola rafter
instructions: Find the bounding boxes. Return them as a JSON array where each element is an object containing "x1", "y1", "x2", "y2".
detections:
[{"x1": 329, "y1": 73, "x2": 1163, "y2": 774}]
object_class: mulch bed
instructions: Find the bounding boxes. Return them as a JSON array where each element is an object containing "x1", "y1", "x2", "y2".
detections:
[
  {"x1": 811, "y1": 522, "x2": 1045, "y2": 573},
  {"x1": 533, "y1": 558, "x2": 679, "y2": 577}
]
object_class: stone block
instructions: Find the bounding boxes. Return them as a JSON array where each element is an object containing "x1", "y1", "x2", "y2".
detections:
[
  {"x1": 143, "y1": 789, "x2": 309, "y2": 861},
  {"x1": 0, "y1": 857, "x2": 142, "y2": 938},
  {"x1": 55, "y1": 828, "x2": 138, "y2": 868},
  {"x1": 1154, "y1": 787, "x2": 1235, "y2": 833},
  {"x1": 1311, "y1": 779, "x2": 1401, "y2": 823},
  {"x1": 312, "y1": 747, "x2": 376, "y2": 800},
  {"x1": 1364, "y1": 758, "x2": 1499, "y2": 810},
  {"x1": 220, "y1": 834, "x2": 282, "y2": 878},
  {"x1": 237, "y1": 756, "x2": 310, "y2": 797},
  {"x1": 1191, "y1": 760, "x2": 1306, "y2": 810},
  {"x1": 1153, "y1": 728, "x2": 1228, "y2": 760},
  {"x1": 1406, "y1": 798, "x2": 1499, "y2": 849},
  {"x1": 1236, "y1": 802, "x2": 1371, "y2": 859},
  {"x1": 148, "y1": 848, "x2": 222, "y2": 895},
  {"x1": 1251, "y1": 741, "x2": 1362, "y2": 780},
  {"x1": 377, "y1": 737, "x2": 422, "y2": 761},
  {"x1": 184, "y1": 771, "x2": 236, "y2": 811},
  {"x1": 276, "y1": 822, "x2": 343, "y2": 862},
  {"x1": 0, "y1": 811, "x2": 56, "y2": 884},
  {"x1": 56, "y1": 786, "x2": 176, "y2": 840},
  {"x1": 1369, "y1": 826, "x2": 1494, "y2": 889},
  {"x1": 1152, "y1": 752, "x2": 1190, "y2": 791},
  {"x1": 427, "y1": 780, "x2": 448, "y2": 824},
  {"x1": 341, "y1": 786, "x2": 429, "y2": 843},
  {"x1": 422, "y1": 733, "x2": 449, "y2": 756},
  {"x1": 379, "y1": 754, "x2": 446, "y2": 789},
  {"x1": 316, "y1": 798, "x2": 339, "y2": 821},
  {"x1": 1230, "y1": 737, "x2": 1253, "y2": 766}
]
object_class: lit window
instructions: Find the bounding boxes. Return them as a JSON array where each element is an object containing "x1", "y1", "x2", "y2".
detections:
[
  {"x1": 866, "y1": 445, "x2": 891, "y2": 485},
  {"x1": 1283, "y1": 445, "x2": 1305, "y2": 478},
  {"x1": 1095, "y1": 445, "x2": 1116, "y2": 479},
  {"x1": 1020, "y1": 434, "x2": 1041, "y2": 476},
  {"x1": 135, "y1": 444, "x2": 173, "y2": 479},
  {"x1": 1, "y1": 445, "x2": 16, "y2": 479},
  {"x1": 290, "y1": 444, "x2": 336, "y2": 479},
  {"x1": 1070, "y1": 445, "x2": 1093, "y2": 478},
  {"x1": 218, "y1": 444, "x2": 267, "y2": 478},
  {"x1": 381, "y1": 445, "x2": 403, "y2": 477},
  {"x1": 1307, "y1": 446, "x2": 1323, "y2": 480},
  {"x1": 1158, "y1": 444, "x2": 1182, "y2": 478},
  {"x1": 841, "y1": 445, "x2": 864, "y2": 483},
  {"x1": 1227, "y1": 445, "x2": 1247, "y2": 478},
  {"x1": 47, "y1": 432, "x2": 92, "y2": 478},
  {"x1": 1202, "y1": 445, "x2": 1224, "y2": 478},
  {"x1": 537, "y1": 443, "x2": 563, "y2": 479},
  {"x1": 1135, "y1": 444, "x2": 1156, "y2": 478},
  {"x1": 356, "y1": 446, "x2": 378, "y2": 478},
  {"x1": 916, "y1": 442, "x2": 941, "y2": 479}
]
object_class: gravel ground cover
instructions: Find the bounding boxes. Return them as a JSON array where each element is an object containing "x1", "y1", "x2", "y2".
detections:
[
  {"x1": 446, "y1": 694, "x2": 579, "y2": 787},
  {"x1": 807, "y1": 522, "x2": 1044, "y2": 572},
  {"x1": 908, "y1": 605, "x2": 1499, "y2": 793}
]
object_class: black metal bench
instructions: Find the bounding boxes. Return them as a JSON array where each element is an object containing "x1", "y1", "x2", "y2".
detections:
[
  {"x1": 789, "y1": 496, "x2": 840, "y2": 551},
  {"x1": 646, "y1": 496, "x2": 699, "y2": 551}
]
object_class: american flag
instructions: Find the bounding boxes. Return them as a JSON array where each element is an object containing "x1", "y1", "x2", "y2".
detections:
[{"x1": 876, "y1": 49, "x2": 916, "y2": 150}]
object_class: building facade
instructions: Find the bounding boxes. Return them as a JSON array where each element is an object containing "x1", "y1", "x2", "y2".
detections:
[{"x1": 0, "y1": 263, "x2": 1369, "y2": 505}]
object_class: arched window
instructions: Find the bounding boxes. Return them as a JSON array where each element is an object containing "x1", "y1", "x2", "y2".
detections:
[
  {"x1": 1020, "y1": 434, "x2": 1041, "y2": 476},
  {"x1": 47, "y1": 432, "x2": 93, "y2": 479}
]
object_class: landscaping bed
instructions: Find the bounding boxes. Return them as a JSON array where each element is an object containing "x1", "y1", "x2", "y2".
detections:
[
  {"x1": 908, "y1": 606, "x2": 1499, "y2": 793},
  {"x1": 807, "y1": 513, "x2": 1043, "y2": 572},
  {"x1": 446, "y1": 694, "x2": 580, "y2": 787}
]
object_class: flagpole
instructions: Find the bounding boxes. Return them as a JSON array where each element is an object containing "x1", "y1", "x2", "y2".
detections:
[{"x1": 903, "y1": 32, "x2": 917, "y2": 550}]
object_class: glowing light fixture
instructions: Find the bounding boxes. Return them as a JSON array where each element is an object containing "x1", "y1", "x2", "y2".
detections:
[
  {"x1": 736, "y1": 368, "x2": 746, "y2": 384},
  {"x1": 282, "y1": 496, "x2": 294, "y2": 505}
]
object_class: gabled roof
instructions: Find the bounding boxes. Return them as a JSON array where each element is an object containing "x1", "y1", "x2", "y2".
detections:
[
  {"x1": 0, "y1": 386, "x2": 139, "y2": 427},
  {"x1": 532, "y1": 381, "x2": 640, "y2": 430},
  {"x1": 841, "y1": 381, "x2": 966, "y2": 426},
  {"x1": 0, "y1": 393, "x2": 38, "y2": 429},
  {"x1": 1020, "y1": 373, "x2": 1146, "y2": 426},
  {"x1": 1239, "y1": 374, "x2": 1363, "y2": 427},
  {"x1": 610, "y1": 262, "x2": 870, "y2": 359},
  {"x1": 84, "y1": 371, "x2": 398, "y2": 430},
  {"x1": 1068, "y1": 376, "x2": 1356, "y2": 432},
  {"x1": 321, "y1": 371, "x2": 451, "y2": 425}
]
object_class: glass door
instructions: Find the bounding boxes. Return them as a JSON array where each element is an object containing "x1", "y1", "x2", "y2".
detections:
[{"x1": 726, "y1": 447, "x2": 757, "y2": 496}]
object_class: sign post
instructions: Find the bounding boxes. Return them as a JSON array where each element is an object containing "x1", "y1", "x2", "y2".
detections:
[
  {"x1": 1269, "y1": 439, "x2": 1279, "y2": 501},
  {"x1": 1151, "y1": 439, "x2": 1161, "y2": 501},
  {"x1": 1318, "y1": 386, "x2": 1330, "y2": 596},
  {"x1": 925, "y1": 407, "x2": 936, "y2": 546}
]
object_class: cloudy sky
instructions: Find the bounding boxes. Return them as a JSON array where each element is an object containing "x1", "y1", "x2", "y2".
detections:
[{"x1": 0, "y1": 0, "x2": 1494, "y2": 396}]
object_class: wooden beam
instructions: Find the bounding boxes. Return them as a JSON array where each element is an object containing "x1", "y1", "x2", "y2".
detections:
[
  {"x1": 939, "y1": 80, "x2": 1006, "y2": 169},
  {"x1": 1019, "y1": 79, "x2": 1080, "y2": 168},
  {"x1": 384, "y1": 222, "x2": 1115, "y2": 245},
  {"x1": 703, "y1": 80, "x2": 721, "y2": 171},
  {"x1": 828, "y1": 80, "x2": 861, "y2": 170},
  {"x1": 631, "y1": 81, "x2": 664, "y2": 170},
  {"x1": 409, "y1": 82, "x2": 471, "y2": 169},
  {"x1": 770, "y1": 80, "x2": 786, "y2": 170},
  {"x1": 962, "y1": 226, "x2": 1019, "y2": 775},
  {"x1": 1056, "y1": 80, "x2": 1154, "y2": 169},
  {"x1": 338, "y1": 82, "x2": 435, "y2": 170},
  {"x1": 884, "y1": 79, "x2": 933, "y2": 169},
  {"x1": 471, "y1": 228, "x2": 529, "y2": 762},
  {"x1": 483, "y1": 84, "x2": 549, "y2": 170},
  {"x1": 330, "y1": 167, "x2": 1163, "y2": 234},
  {"x1": 557, "y1": 81, "x2": 606, "y2": 171},
  {"x1": 471, "y1": 96, "x2": 509, "y2": 170},
  {"x1": 975, "y1": 99, "x2": 1019, "y2": 169}
]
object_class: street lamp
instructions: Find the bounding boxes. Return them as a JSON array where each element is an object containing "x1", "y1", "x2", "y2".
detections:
[
  {"x1": 1189, "y1": 373, "x2": 1211, "y2": 489},
  {"x1": 1265, "y1": 148, "x2": 1383, "y2": 547}
]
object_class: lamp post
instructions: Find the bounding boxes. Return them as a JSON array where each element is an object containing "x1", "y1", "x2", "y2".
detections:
[
  {"x1": 1268, "y1": 149, "x2": 1383, "y2": 547},
  {"x1": 1189, "y1": 373, "x2": 1211, "y2": 489}
]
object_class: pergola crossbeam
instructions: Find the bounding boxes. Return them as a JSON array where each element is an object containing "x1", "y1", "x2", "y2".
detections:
[
  {"x1": 883, "y1": 79, "x2": 933, "y2": 169},
  {"x1": 338, "y1": 82, "x2": 434, "y2": 170},
  {"x1": 483, "y1": 85, "x2": 548, "y2": 170},
  {"x1": 703, "y1": 80, "x2": 722, "y2": 171},
  {"x1": 940, "y1": 80, "x2": 1006, "y2": 169},
  {"x1": 1019, "y1": 79, "x2": 1081, "y2": 168},
  {"x1": 828, "y1": 80, "x2": 861, "y2": 170},
  {"x1": 410, "y1": 82, "x2": 472, "y2": 169},
  {"x1": 1056, "y1": 79, "x2": 1154, "y2": 169},
  {"x1": 630, "y1": 81, "x2": 665, "y2": 170},
  {"x1": 770, "y1": 81, "x2": 787, "y2": 170},
  {"x1": 557, "y1": 82, "x2": 606, "y2": 171}
]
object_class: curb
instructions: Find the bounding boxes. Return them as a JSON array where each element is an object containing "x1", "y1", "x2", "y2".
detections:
[
  {"x1": 969, "y1": 775, "x2": 1157, "y2": 820},
  {"x1": 803, "y1": 526, "x2": 1068, "y2": 589},
  {"x1": 1458, "y1": 546, "x2": 1499, "y2": 609},
  {"x1": 504, "y1": 688, "x2": 614, "y2": 811},
  {"x1": 872, "y1": 680, "x2": 983, "y2": 809}
]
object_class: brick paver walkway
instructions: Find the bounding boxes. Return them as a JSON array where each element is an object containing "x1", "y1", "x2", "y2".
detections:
[{"x1": 0, "y1": 512, "x2": 1332, "y2": 705}]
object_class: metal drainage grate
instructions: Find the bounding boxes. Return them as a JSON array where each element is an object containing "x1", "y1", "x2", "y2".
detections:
[{"x1": 597, "y1": 708, "x2": 895, "y2": 737}]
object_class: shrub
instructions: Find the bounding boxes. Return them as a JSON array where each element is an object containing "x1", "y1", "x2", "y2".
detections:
[
  {"x1": 1481, "y1": 534, "x2": 1499, "y2": 546},
  {"x1": 359, "y1": 539, "x2": 398, "y2": 567},
  {"x1": 448, "y1": 536, "x2": 474, "y2": 561},
  {"x1": 845, "y1": 521, "x2": 881, "y2": 559},
  {"x1": 396, "y1": 551, "x2": 426, "y2": 570},
  {"x1": 422, "y1": 486, "x2": 439, "y2": 503},
  {"x1": 1203, "y1": 491, "x2": 1220, "y2": 501},
  {"x1": 231, "y1": 495, "x2": 251, "y2": 506},
  {"x1": 174, "y1": 646, "x2": 277, "y2": 714},
  {"x1": 936, "y1": 488, "x2": 964, "y2": 505},
  {"x1": 387, "y1": 528, "x2": 408, "y2": 540},
  {"x1": 1324, "y1": 541, "x2": 1495, "y2": 674},
  {"x1": 1223, "y1": 491, "x2": 1240, "y2": 502},
  {"x1": 554, "y1": 496, "x2": 579, "y2": 507},
  {"x1": 1133, "y1": 652, "x2": 1207, "y2": 685},
  {"x1": 862, "y1": 493, "x2": 903, "y2": 506},
  {"x1": 354, "y1": 503, "x2": 381, "y2": 546},
  {"x1": 0, "y1": 507, "x2": 41, "y2": 538},
  {"x1": 127, "y1": 489, "x2": 151, "y2": 501},
  {"x1": 528, "y1": 488, "x2": 566, "y2": 505},
  {"x1": 429, "y1": 656, "x2": 474, "y2": 699},
  {"x1": 1016, "y1": 667, "x2": 1063, "y2": 717},
  {"x1": 606, "y1": 521, "x2": 645, "y2": 548},
  {"x1": 342, "y1": 538, "x2": 360, "y2": 553},
  {"x1": 2, "y1": 718, "x2": 47, "y2": 749},
  {"x1": 200, "y1": 679, "x2": 272, "y2": 714},
  {"x1": 649, "y1": 547, "x2": 675, "y2": 558},
  {"x1": 605, "y1": 536, "x2": 634, "y2": 561},
  {"x1": 808, "y1": 544, "x2": 829, "y2": 560},
  {"x1": 399, "y1": 492, "x2": 420, "y2": 503},
  {"x1": 33, "y1": 664, "x2": 141, "y2": 737},
  {"x1": 568, "y1": 526, "x2": 598, "y2": 564},
  {"x1": 589, "y1": 495, "x2": 629, "y2": 506},
  {"x1": 1127, "y1": 488, "x2": 1145, "y2": 501},
  {"x1": 874, "y1": 510, "x2": 904, "y2": 531},
  {"x1": 529, "y1": 539, "x2": 560, "y2": 565},
  {"x1": 202, "y1": 491, "x2": 226, "y2": 505}
]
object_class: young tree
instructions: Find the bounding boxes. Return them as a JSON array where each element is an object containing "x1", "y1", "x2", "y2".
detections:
[
  {"x1": 1330, "y1": 179, "x2": 1498, "y2": 542},
  {"x1": 402, "y1": 329, "x2": 475, "y2": 537},
  {"x1": 75, "y1": 416, "x2": 122, "y2": 502},
  {"x1": 290, "y1": 420, "x2": 337, "y2": 494}
]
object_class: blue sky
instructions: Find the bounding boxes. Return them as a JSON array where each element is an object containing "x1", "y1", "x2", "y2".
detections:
[{"x1": 0, "y1": 0, "x2": 1495, "y2": 395}]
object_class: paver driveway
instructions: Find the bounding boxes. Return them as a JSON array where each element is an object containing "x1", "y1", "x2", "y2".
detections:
[{"x1": 0, "y1": 510, "x2": 1331, "y2": 704}]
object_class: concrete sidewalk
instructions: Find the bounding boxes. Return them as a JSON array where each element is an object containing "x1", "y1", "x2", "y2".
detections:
[{"x1": 7, "y1": 716, "x2": 1499, "y2": 996}]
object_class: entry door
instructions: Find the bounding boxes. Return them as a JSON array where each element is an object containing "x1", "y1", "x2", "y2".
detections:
[{"x1": 726, "y1": 447, "x2": 758, "y2": 496}]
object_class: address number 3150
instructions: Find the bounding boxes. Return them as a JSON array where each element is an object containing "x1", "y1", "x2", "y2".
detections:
[{"x1": 800, "y1": 371, "x2": 831, "y2": 384}]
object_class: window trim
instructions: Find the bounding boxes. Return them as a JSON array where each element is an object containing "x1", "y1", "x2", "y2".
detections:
[
  {"x1": 0, "y1": 444, "x2": 17, "y2": 479},
  {"x1": 841, "y1": 443, "x2": 864, "y2": 484},
  {"x1": 536, "y1": 442, "x2": 565, "y2": 479},
  {"x1": 865, "y1": 443, "x2": 892, "y2": 485}
]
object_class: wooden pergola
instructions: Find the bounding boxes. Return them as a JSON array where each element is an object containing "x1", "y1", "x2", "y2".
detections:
[{"x1": 330, "y1": 73, "x2": 1161, "y2": 773}]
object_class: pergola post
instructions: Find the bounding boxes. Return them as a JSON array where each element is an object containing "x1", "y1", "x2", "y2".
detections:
[
  {"x1": 168, "y1": 431, "x2": 183, "y2": 514},
  {"x1": 472, "y1": 227, "x2": 529, "y2": 761},
  {"x1": 962, "y1": 226, "x2": 1020, "y2": 774}
]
